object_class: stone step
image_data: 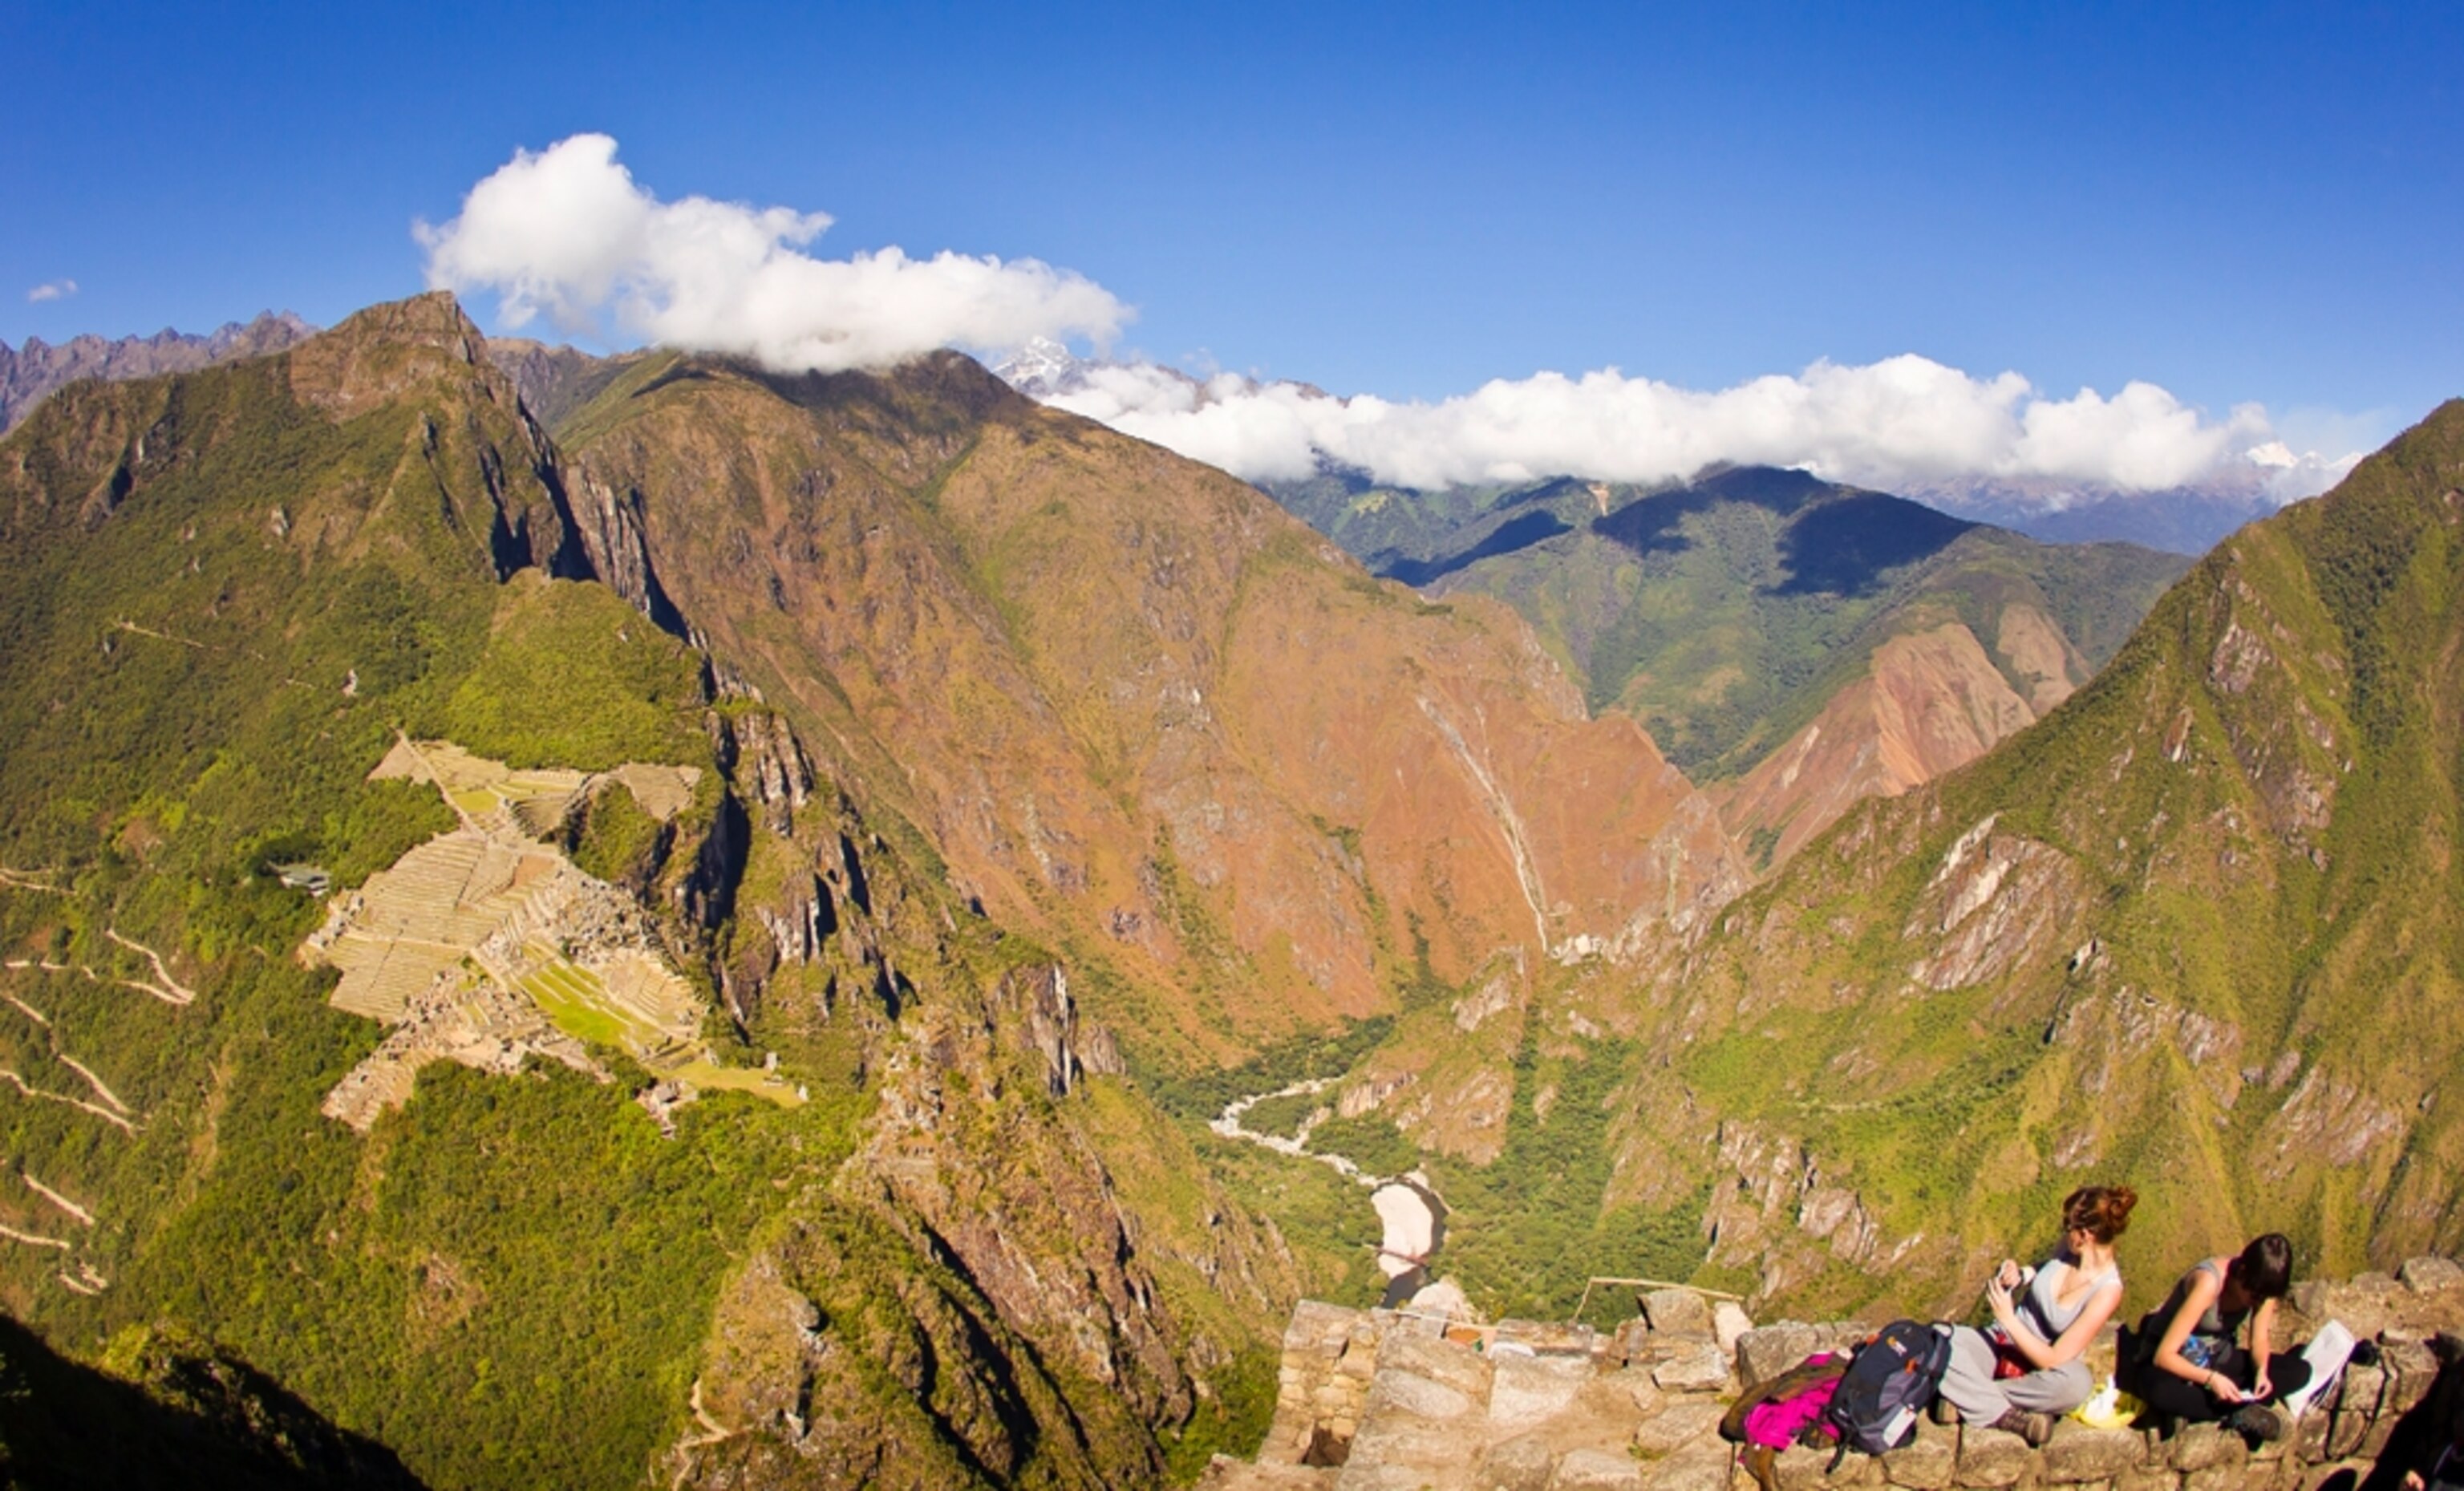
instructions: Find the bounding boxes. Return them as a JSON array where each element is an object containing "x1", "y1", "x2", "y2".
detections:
[{"x1": 1193, "y1": 1457, "x2": 1339, "y2": 1490}]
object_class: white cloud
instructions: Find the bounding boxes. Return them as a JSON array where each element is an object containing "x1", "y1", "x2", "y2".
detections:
[
  {"x1": 25, "y1": 279, "x2": 78, "y2": 304},
  {"x1": 419, "y1": 134, "x2": 2360, "y2": 504},
  {"x1": 1040, "y1": 354, "x2": 2358, "y2": 500},
  {"x1": 418, "y1": 133, "x2": 1131, "y2": 372}
]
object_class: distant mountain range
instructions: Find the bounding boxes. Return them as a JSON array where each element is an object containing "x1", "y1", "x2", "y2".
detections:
[
  {"x1": 988, "y1": 340, "x2": 2345, "y2": 557},
  {"x1": 1901, "y1": 468, "x2": 2309, "y2": 554},
  {"x1": 0, "y1": 311, "x2": 315, "y2": 431},
  {"x1": 1262, "y1": 463, "x2": 2189, "y2": 870}
]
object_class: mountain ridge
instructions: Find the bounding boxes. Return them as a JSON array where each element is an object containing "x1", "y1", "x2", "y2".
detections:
[
  {"x1": 0, "y1": 310, "x2": 316, "y2": 433},
  {"x1": 1579, "y1": 397, "x2": 2464, "y2": 1311},
  {"x1": 1266, "y1": 464, "x2": 2189, "y2": 869}
]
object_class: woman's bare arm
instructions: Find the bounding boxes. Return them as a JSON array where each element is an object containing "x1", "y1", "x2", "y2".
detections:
[{"x1": 2153, "y1": 1266, "x2": 2225, "y2": 1385}]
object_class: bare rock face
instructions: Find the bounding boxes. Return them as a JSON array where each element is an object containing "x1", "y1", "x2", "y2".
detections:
[
  {"x1": 1903, "y1": 816, "x2": 2081, "y2": 991},
  {"x1": 286, "y1": 292, "x2": 492, "y2": 419},
  {"x1": 1721, "y1": 620, "x2": 2050, "y2": 869},
  {"x1": 993, "y1": 961, "x2": 1123, "y2": 1096}
]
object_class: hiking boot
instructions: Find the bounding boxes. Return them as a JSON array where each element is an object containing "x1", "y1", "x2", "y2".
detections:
[
  {"x1": 2227, "y1": 1404, "x2": 2285, "y2": 1444},
  {"x1": 1991, "y1": 1408, "x2": 2055, "y2": 1446}
]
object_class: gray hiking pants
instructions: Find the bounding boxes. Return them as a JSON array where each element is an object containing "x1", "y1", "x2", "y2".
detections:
[{"x1": 1939, "y1": 1325, "x2": 2093, "y2": 1424}]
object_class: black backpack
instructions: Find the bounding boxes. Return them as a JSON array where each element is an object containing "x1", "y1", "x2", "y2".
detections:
[{"x1": 1824, "y1": 1319, "x2": 1953, "y2": 1469}]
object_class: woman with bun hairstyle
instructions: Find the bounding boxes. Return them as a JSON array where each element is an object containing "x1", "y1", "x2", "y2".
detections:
[
  {"x1": 2120, "y1": 1234, "x2": 2311, "y2": 1441},
  {"x1": 1937, "y1": 1185, "x2": 2137, "y2": 1446}
]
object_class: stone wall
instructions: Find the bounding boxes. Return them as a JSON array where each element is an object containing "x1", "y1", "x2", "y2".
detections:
[{"x1": 1200, "y1": 1260, "x2": 2464, "y2": 1491}]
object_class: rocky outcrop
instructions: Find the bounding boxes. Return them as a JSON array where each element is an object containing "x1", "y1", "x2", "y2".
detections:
[
  {"x1": 1720, "y1": 620, "x2": 2055, "y2": 871},
  {"x1": 672, "y1": 948, "x2": 1295, "y2": 1491},
  {"x1": 992, "y1": 962, "x2": 1124, "y2": 1096},
  {"x1": 561, "y1": 464, "x2": 691, "y2": 638},
  {"x1": 1208, "y1": 1262, "x2": 2464, "y2": 1491},
  {"x1": 480, "y1": 336, "x2": 631, "y2": 431}
]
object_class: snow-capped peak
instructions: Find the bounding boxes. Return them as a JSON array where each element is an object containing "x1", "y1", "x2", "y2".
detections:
[{"x1": 991, "y1": 336, "x2": 1084, "y2": 397}]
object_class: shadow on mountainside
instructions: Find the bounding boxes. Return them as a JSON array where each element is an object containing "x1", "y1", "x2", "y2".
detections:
[
  {"x1": 1381, "y1": 509, "x2": 1574, "y2": 585},
  {"x1": 1587, "y1": 466, "x2": 1978, "y2": 597},
  {"x1": 0, "y1": 1315, "x2": 426, "y2": 1490},
  {"x1": 1772, "y1": 491, "x2": 1976, "y2": 596}
]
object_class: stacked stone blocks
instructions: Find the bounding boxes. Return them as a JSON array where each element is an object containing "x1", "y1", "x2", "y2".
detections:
[{"x1": 1202, "y1": 1261, "x2": 2464, "y2": 1491}]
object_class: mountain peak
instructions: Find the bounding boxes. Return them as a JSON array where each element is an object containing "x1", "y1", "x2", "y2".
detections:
[
  {"x1": 990, "y1": 334, "x2": 1086, "y2": 397},
  {"x1": 286, "y1": 292, "x2": 499, "y2": 417}
]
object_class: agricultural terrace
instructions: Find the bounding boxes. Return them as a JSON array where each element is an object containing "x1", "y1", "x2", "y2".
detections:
[{"x1": 302, "y1": 737, "x2": 796, "y2": 1126}]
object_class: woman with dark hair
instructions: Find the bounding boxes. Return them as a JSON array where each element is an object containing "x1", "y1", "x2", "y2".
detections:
[
  {"x1": 1938, "y1": 1185, "x2": 2137, "y2": 1446},
  {"x1": 2122, "y1": 1234, "x2": 2313, "y2": 1440}
]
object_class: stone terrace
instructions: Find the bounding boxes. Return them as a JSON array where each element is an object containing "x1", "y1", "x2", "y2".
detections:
[{"x1": 1198, "y1": 1261, "x2": 2464, "y2": 1491}]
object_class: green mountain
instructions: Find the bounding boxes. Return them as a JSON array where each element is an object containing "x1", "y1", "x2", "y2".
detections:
[
  {"x1": 1582, "y1": 399, "x2": 2464, "y2": 1314},
  {"x1": 1272, "y1": 467, "x2": 2188, "y2": 776},
  {"x1": 0, "y1": 296, "x2": 1304, "y2": 1489},
  {"x1": 0, "y1": 293, "x2": 1752, "y2": 1486},
  {"x1": 6, "y1": 290, "x2": 2458, "y2": 1481}
]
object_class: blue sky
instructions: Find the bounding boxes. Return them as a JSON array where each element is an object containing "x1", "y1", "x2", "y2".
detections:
[{"x1": 5, "y1": 1, "x2": 2458, "y2": 452}]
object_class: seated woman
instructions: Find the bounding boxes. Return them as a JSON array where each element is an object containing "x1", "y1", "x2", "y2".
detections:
[
  {"x1": 2121, "y1": 1234, "x2": 2312, "y2": 1441},
  {"x1": 2397, "y1": 1336, "x2": 2464, "y2": 1491},
  {"x1": 1938, "y1": 1185, "x2": 2135, "y2": 1445}
]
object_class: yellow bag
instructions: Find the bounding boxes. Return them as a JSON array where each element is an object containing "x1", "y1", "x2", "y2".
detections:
[{"x1": 2073, "y1": 1378, "x2": 2144, "y2": 1429}]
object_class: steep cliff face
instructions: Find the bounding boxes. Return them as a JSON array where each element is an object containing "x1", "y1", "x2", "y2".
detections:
[
  {"x1": 1716, "y1": 614, "x2": 2051, "y2": 868},
  {"x1": 553, "y1": 352, "x2": 1743, "y2": 1057},
  {"x1": 1605, "y1": 400, "x2": 2464, "y2": 1314}
]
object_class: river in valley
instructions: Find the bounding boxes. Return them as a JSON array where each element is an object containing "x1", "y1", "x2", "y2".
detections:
[{"x1": 1211, "y1": 1080, "x2": 1448, "y2": 1305}]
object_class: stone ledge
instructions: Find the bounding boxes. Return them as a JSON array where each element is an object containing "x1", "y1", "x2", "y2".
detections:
[{"x1": 1236, "y1": 1261, "x2": 2464, "y2": 1491}]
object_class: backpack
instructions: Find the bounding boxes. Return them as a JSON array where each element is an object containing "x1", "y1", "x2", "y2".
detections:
[
  {"x1": 1745, "y1": 1374, "x2": 1844, "y2": 1449},
  {"x1": 1823, "y1": 1319, "x2": 1953, "y2": 1469},
  {"x1": 1720, "y1": 1352, "x2": 1847, "y2": 1447}
]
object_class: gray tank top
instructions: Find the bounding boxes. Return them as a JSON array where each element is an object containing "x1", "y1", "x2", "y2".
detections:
[
  {"x1": 2164, "y1": 1259, "x2": 2248, "y2": 1362},
  {"x1": 2018, "y1": 1257, "x2": 2120, "y2": 1341}
]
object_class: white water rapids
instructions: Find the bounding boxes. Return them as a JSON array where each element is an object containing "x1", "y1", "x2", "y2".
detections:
[{"x1": 1212, "y1": 1079, "x2": 1445, "y2": 1284}]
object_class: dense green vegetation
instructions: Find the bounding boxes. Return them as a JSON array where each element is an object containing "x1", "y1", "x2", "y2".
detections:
[
  {"x1": 424, "y1": 577, "x2": 707, "y2": 772},
  {"x1": 1305, "y1": 1112, "x2": 1419, "y2": 1177},
  {"x1": 1429, "y1": 1033, "x2": 1706, "y2": 1320},
  {"x1": 1139, "y1": 1014, "x2": 1394, "y2": 1122},
  {"x1": 0, "y1": 340, "x2": 824, "y2": 1486}
]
